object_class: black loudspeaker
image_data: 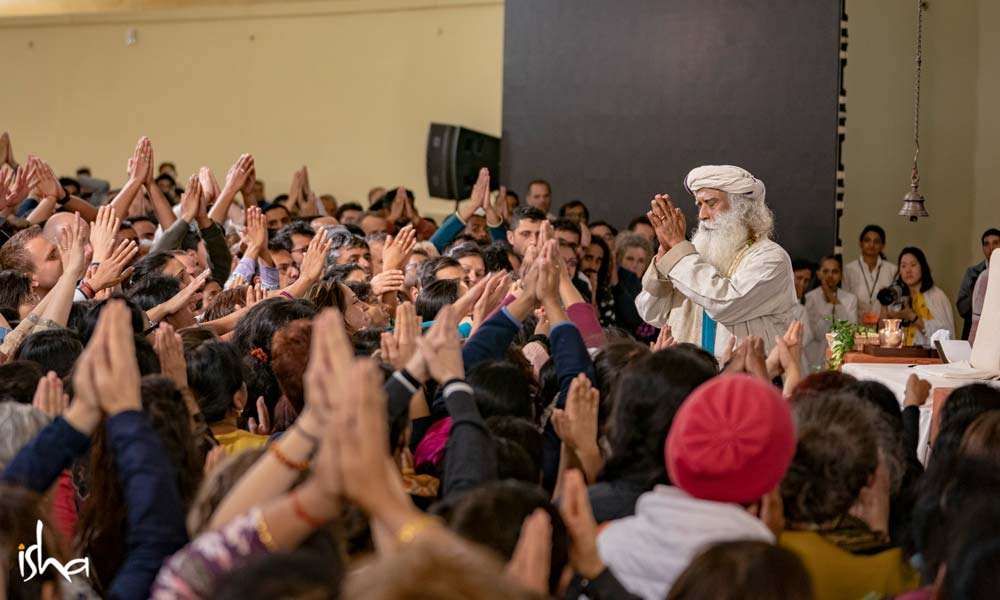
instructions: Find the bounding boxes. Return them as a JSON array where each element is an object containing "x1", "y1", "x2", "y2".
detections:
[{"x1": 426, "y1": 123, "x2": 501, "y2": 200}]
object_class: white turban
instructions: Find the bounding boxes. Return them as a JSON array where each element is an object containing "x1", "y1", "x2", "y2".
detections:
[{"x1": 684, "y1": 165, "x2": 766, "y2": 203}]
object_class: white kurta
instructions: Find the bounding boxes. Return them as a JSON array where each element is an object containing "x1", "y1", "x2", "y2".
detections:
[
  {"x1": 804, "y1": 287, "x2": 858, "y2": 371},
  {"x1": 791, "y1": 302, "x2": 816, "y2": 372},
  {"x1": 636, "y1": 239, "x2": 798, "y2": 356},
  {"x1": 843, "y1": 257, "x2": 897, "y2": 321}
]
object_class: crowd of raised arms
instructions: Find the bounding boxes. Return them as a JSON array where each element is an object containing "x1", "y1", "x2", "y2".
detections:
[{"x1": 0, "y1": 130, "x2": 999, "y2": 600}]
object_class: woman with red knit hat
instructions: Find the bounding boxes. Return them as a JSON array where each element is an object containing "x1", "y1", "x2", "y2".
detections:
[{"x1": 596, "y1": 374, "x2": 797, "y2": 600}]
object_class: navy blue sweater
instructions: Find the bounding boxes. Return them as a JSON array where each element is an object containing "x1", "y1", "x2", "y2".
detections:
[{"x1": 3, "y1": 412, "x2": 189, "y2": 600}]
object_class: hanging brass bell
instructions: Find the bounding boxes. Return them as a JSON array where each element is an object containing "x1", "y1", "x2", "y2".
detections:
[{"x1": 898, "y1": 187, "x2": 929, "y2": 222}]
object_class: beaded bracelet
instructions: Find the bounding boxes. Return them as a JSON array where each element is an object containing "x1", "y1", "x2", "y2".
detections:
[
  {"x1": 291, "y1": 491, "x2": 326, "y2": 528},
  {"x1": 268, "y1": 442, "x2": 309, "y2": 471}
]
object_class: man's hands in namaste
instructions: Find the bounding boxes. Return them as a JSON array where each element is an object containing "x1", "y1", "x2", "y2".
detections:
[{"x1": 647, "y1": 194, "x2": 687, "y2": 250}]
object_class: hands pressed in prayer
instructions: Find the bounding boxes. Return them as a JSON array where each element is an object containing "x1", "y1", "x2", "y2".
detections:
[
  {"x1": 648, "y1": 193, "x2": 686, "y2": 249},
  {"x1": 32, "y1": 371, "x2": 69, "y2": 418}
]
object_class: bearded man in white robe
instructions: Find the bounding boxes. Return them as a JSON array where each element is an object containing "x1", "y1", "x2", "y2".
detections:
[{"x1": 635, "y1": 165, "x2": 797, "y2": 356}]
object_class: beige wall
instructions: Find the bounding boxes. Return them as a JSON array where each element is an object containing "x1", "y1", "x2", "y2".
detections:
[
  {"x1": 0, "y1": 0, "x2": 503, "y2": 220},
  {"x1": 842, "y1": 0, "x2": 991, "y2": 323},
  {"x1": 974, "y1": 0, "x2": 1000, "y2": 251},
  {"x1": 2, "y1": 0, "x2": 995, "y2": 305}
]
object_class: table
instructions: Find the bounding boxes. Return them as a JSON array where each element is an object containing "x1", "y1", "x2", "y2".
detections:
[
  {"x1": 842, "y1": 363, "x2": 948, "y2": 464},
  {"x1": 842, "y1": 352, "x2": 942, "y2": 366}
]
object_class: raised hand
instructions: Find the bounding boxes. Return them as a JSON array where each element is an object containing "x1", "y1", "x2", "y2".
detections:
[
  {"x1": 224, "y1": 154, "x2": 255, "y2": 195},
  {"x1": 244, "y1": 283, "x2": 265, "y2": 309},
  {"x1": 536, "y1": 240, "x2": 561, "y2": 305},
  {"x1": 505, "y1": 509, "x2": 552, "y2": 595},
  {"x1": 651, "y1": 324, "x2": 677, "y2": 351},
  {"x1": 143, "y1": 137, "x2": 156, "y2": 185},
  {"x1": 240, "y1": 160, "x2": 257, "y2": 201},
  {"x1": 904, "y1": 374, "x2": 932, "y2": 407},
  {"x1": 416, "y1": 304, "x2": 464, "y2": 383},
  {"x1": 198, "y1": 166, "x2": 221, "y2": 206},
  {"x1": 371, "y1": 269, "x2": 406, "y2": 296},
  {"x1": 767, "y1": 320, "x2": 803, "y2": 376},
  {"x1": 499, "y1": 184, "x2": 513, "y2": 223},
  {"x1": 380, "y1": 300, "x2": 418, "y2": 371},
  {"x1": 29, "y1": 156, "x2": 65, "y2": 200},
  {"x1": 450, "y1": 270, "x2": 489, "y2": 319},
  {"x1": 248, "y1": 397, "x2": 272, "y2": 435},
  {"x1": 298, "y1": 228, "x2": 332, "y2": 284},
  {"x1": 558, "y1": 469, "x2": 606, "y2": 579},
  {"x1": 127, "y1": 137, "x2": 152, "y2": 185},
  {"x1": 90, "y1": 204, "x2": 121, "y2": 262},
  {"x1": 381, "y1": 224, "x2": 417, "y2": 273},
  {"x1": 149, "y1": 269, "x2": 210, "y2": 322},
  {"x1": 153, "y1": 322, "x2": 188, "y2": 391},
  {"x1": 387, "y1": 187, "x2": 407, "y2": 223},
  {"x1": 243, "y1": 205, "x2": 268, "y2": 260},
  {"x1": 304, "y1": 309, "x2": 355, "y2": 432},
  {"x1": 648, "y1": 193, "x2": 686, "y2": 249},
  {"x1": 0, "y1": 131, "x2": 14, "y2": 167},
  {"x1": 552, "y1": 373, "x2": 599, "y2": 453},
  {"x1": 32, "y1": 371, "x2": 70, "y2": 418},
  {"x1": 78, "y1": 300, "x2": 142, "y2": 415},
  {"x1": 723, "y1": 337, "x2": 748, "y2": 374},
  {"x1": 86, "y1": 239, "x2": 139, "y2": 292},
  {"x1": 725, "y1": 335, "x2": 771, "y2": 381},
  {"x1": 329, "y1": 357, "x2": 395, "y2": 512},
  {"x1": 288, "y1": 168, "x2": 305, "y2": 211},
  {"x1": 1, "y1": 164, "x2": 30, "y2": 210},
  {"x1": 472, "y1": 271, "x2": 511, "y2": 330},
  {"x1": 460, "y1": 168, "x2": 490, "y2": 222},
  {"x1": 179, "y1": 174, "x2": 202, "y2": 223},
  {"x1": 57, "y1": 213, "x2": 89, "y2": 280}
]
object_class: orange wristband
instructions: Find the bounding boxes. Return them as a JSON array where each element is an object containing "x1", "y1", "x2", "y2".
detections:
[
  {"x1": 269, "y1": 442, "x2": 309, "y2": 471},
  {"x1": 291, "y1": 491, "x2": 326, "y2": 528}
]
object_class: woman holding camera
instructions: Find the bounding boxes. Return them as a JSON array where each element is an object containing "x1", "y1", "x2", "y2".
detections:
[{"x1": 881, "y1": 247, "x2": 955, "y2": 347}]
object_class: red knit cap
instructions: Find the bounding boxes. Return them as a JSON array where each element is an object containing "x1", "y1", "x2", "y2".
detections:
[{"x1": 666, "y1": 374, "x2": 796, "y2": 504}]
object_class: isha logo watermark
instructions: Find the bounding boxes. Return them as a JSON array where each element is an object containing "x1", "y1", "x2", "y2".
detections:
[{"x1": 17, "y1": 521, "x2": 90, "y2": 583}]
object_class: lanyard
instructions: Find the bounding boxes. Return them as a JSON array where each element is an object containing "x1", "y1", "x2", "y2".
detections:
[{"x1": 861, "y1": 260, "x2": 882, "y2": 303}]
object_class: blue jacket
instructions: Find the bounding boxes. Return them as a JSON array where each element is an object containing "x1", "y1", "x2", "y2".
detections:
[{"x1": 429, "y1": 213, "x2": 507, "y2": 253}]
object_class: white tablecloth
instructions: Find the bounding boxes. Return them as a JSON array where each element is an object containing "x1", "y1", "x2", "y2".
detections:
[{"x1": 841, "y1": 363, "x2": 941, "y2": 464}]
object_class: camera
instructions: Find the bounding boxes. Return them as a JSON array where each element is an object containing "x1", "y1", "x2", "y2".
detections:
[{"x1": 877, "y1": 283, "x2": 906, "y2": 307}]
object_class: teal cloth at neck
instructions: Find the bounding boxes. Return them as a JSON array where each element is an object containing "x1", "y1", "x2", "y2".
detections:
[{"x1": 701, "y1": 311, "x2": 717, "y2": 354}]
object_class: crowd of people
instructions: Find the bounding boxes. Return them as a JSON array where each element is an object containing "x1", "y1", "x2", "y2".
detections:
[{"x1": 0, "y1": 130, "x2": 999, "y2": 600}]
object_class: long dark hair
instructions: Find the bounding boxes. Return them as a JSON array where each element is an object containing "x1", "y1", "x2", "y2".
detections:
[
  {"x1": 896, "y1": 246, "x2": 934, "y2": 293},
  {"x1": 76, "y1": 376, "x2": 203, "y2": 594},
  {"x1": 600, "y1": 349, "x2": 716, "y2": 488},
  {"x1": 590, "y1": 235, "x2": 613, "y2": 292}
]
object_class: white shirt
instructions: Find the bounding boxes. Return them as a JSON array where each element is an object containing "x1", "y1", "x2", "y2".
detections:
[
  {"x1": 804, "y1": 287, "x2": 858, "y2": 370},
  {"x1": 843, "y1": 257, "x2": 897, "y2": 321},
  {"x1": 598, "y1": 486, "x2": 774, "y2": 600},
  {"x1": 636, "y1": 239, "x2": 798, "y2": 355}
]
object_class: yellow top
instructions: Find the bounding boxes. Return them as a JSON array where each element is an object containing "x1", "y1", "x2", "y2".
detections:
[
  {"x1": 780, "y1": 530, "x2": 919, "y2": 600},
  {"x1": 214, "y1": 429, "x2": 269, "y2": 454},
  {"x1": 904, "y1": 290, "x2": 933, "y2": 346}
]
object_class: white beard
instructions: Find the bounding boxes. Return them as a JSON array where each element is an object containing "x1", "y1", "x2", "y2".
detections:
[{"x1": 691, "y1": 209, "x2": 751, "y2": 273}]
